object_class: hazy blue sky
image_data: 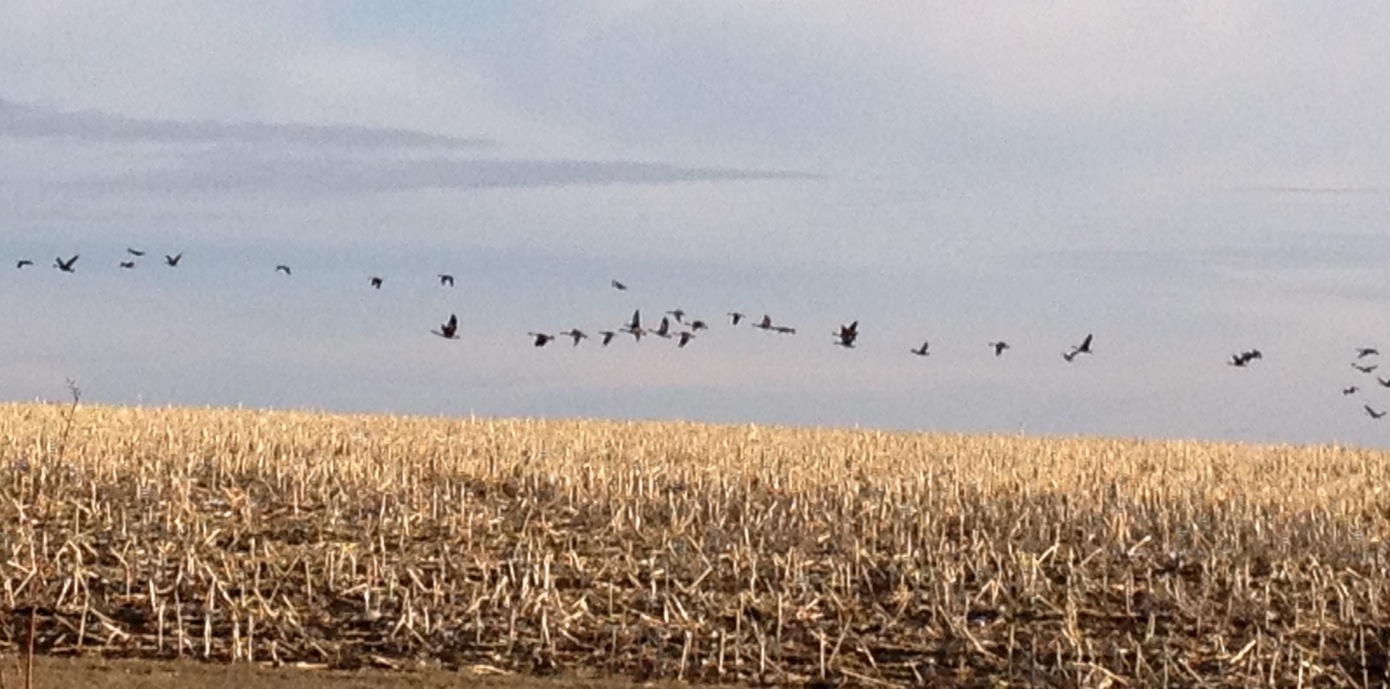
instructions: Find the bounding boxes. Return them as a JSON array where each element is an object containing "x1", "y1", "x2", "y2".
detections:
[{"x1": 4, "y1": 2, "x2": 1390, "y2": 447}]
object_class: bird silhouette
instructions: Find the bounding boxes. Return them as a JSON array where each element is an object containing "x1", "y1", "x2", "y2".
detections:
[
  {"x1": 529, "y1": 332, "x2": 555, "y2": 347},
  {"x1": 989, "y1": 341, "x2": 1010, "y2": 356},
  {"x1": 438, "y1": 274, "x2": 454, "y2": 287},
  {"x1": 164, "y1": 253, "x2": 183, "y2": 267},
  {"x1": 432, "y1": 314, "x2": 459, "y2": 339},
  {"x1": 275, "y1": 265, "x2": 292, "y2": 275},
  {"x1": 119, "y1": 261, "x2": 136, "y2": 269},
  {"x1": 666, "y1": 309, "x2": 686, "y2": 323},
  {"x1": 653, "y1": 317, "x2": 673, "y2": 338},
  {"x1": 755, "y1": 314, "x2": 774, "y2": 330},
  {"x1": 772, "y1": 325, "x2": 797, "y2": 334},
  {"x1": 611, "y1": 280, "x2": 628, "y2": 291},
  {"x1": 15, "y1": 260, "x2": 32, "y2": 269},
  {"x1": 561, "y1": 329, "x2": 588, "y2": 346},
  {"x1": 1366, "y1": 405, "x2": 1386, "y2": 420},
  {"x1": 1344, "y1": 386, "x2": 1360, "y2": 395},
  {"x1": 689, "y1": 320, "x2": 708, "y2": 331},
  {"x1": 370, "y1": 276, "x2": 383, "y2": 289},
  {"x1": 1229, "y1": 350, "x2": 1262, "y2": 367},
  {"x1": 54, "y1": 255, "x2": 79, "y2": 273},
  {"x1": 622, "y1": 310, "x2": 644, "y2": 340},
  {"x1": 727, "y1": 312, "x2": 746, "y2": 325},
  {"x1": 834, "y1": 321, "x2": 859, "y2": 348},
  {"x1": 910, "y1": 341, "x2": 930, "y2": 357},
  {"x1": 126, "y1": 248, "x2": 145, "y2": 257},
  {"x1": 598, "y1": 330, "x2": 617, "y2": 346},
  {"x1": 1352, "y1": 362, "x2": 1378, "y2": 374},
  {"x1": 677, "y1": 331, "x2": 696, "y2": 348},
  {"x1": 1376, "y1": 376, "x2": 1390, "y2": 389},
  {"x1": 1063, "y1": 334, "x2": 1093, "y2": 362},
  {"x1": 1357, "y1": 347, "x2": 1380, "y2": 359}
]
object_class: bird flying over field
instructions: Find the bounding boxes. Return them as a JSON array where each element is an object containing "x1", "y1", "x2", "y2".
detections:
[
  {"x1": 611, "y1": 279, "x2": 627, "y2": 291},
  {"x1": 438, "y1": 274, "x2": 454, "y2": 287},
  {"x1": 15, "y1": 260, "x2": 32, "y2": 269},
  {"x1": 1352, "y1": 362, "x2": 1378, "y2": 374},
  {"x1": 834, "y1": 321, "x2": 859, "y2": 348},
  {"x1": 164, "y1": 253, "x2": 183, "y2": 267},
  {"x1": 911, "y1": 341, "x2": 930, "y2": 357},
  {"x1": 1063, "y1": 334, "x2": 1093, "y2": 362},
  {"x1": 275, "y1": 264, "x2": 292, "y2": 275},
  {"x1": 989, "y1": 341, "x2": 1010, "y2": 356},
  {"x1": 561, "y1": 329, "x2": 588, "y2": 346},
  {"x1": 432, "y1": 314, "x2": 459, "y2": 339},
  {"x1": 529, "y1": 332, "x2": 555, "y2": 347},
  {"x1": 1357, "y1": 347, "x2": 1379, "y2": 359},
  {"x1": 1366, "y1": 405, "x2": 1386, "y2": 419},
  {"x1": 54, "y1": 255, "x2": 78, "y2": 273},
  {"x1": 370, "y1": 276, "x2": 383, "y2": 289}
]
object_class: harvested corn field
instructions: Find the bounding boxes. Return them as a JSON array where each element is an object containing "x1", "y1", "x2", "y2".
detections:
[{"x1": 0, "y1": 402, "x2": 1389, "y2": 687}]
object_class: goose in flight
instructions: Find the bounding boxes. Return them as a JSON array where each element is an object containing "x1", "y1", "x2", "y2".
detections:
[
  {"x1": 598, "y1": 330, "x2": 617, "y2": 346},
  {"x1": 834, "y1": 321, "x2": 859, "y2": 348},
  {"x1": 1352, "y1": 362, "x2": 1378, "y2": 374},
  {"x1": 622, "y1": 310, "x2": 644, "y2": 340},
  {"x1": 438, "y1": 274, "x2": 454, "y2": 287},
  {"x1": 529, "y1": 332, "x2": 555, "y2": 347},
  {"x1": 370, "y1": 276, "x2": 383, "y2": 289},
  {"x1": 275, "y1": 265, "x2": 292, "y2": 275},
  {"x1": 1343, "y1": 386, "x2": 1360, "y2": 395},
  {"x1": 910, "y1": 341, "x2": 930, "y2": 357},
  {"x1": 689, "y1": 319, "x2": 708, "y2": 331},
  {"x1": 164, "y1": 253, "x2": 183, "y2": 267},
  {"x1": 54, "y1": 255, "x2": 79, "y2": 273},
  {"x1": 653, "y1": 316, "x2": 674, "y2": 338},
  {"x1": 1366, "y1": 405, "x2": 1386, "y2": 420},
  {"x1": 1063, "y1": 333, "x2": 1093, "y2": 362},
  {"x1": 119, "y1": 261, "x2": 136, "y2": 269},
  {"x1": 432, "y1": 314, "x2": 459, "y2": 339},
  {"x1": 1357, "y1": 347, "x2": 1380, "y2": 359},
  {"x1": 560, "y1": 329, "x2": 589, "y2": 346},
  {"x1": 989, "y1": 341, "x2": 1010, "y2": 356},
  {"x1": 677, "y1": 331, "x2": 696, "y2": 348},
  {"x1": 727, "y1": 312, "x2": 746, "y2": 326},
  {"x1": 1229, "y1": 350, "x2": 1262, "y2": 367},
  {"x1": 15, "y1": 260, "x2": 32, "y2": 269},
  {"x1": 666, "y1": 309, "x2": 686, "y2": 324},
  {"x1": 611, "y1": 279, "x2": 628, "y2": 291},
  {"x1": 126, "y1": 248, "x2": 146, "y2": 257}
]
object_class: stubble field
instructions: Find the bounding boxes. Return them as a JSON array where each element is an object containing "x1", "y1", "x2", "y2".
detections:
[{"x1": 0, "y1": 401, "x2": 1387, "y2": 687}]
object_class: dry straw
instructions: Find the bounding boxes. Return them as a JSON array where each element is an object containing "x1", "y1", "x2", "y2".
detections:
[{"x1": 0, "y1": 401, "x2": 1388, "y2": 686}]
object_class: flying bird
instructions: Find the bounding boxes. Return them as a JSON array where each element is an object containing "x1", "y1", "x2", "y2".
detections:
[
  {"x1": 599, "y1": 330, "x2": 617, "y2": 346},
  {"x1": 54, "y1": 255, "x2": 79, "y2": 273},
  {"x1": 119, "y1": 261, "x2": 136, "y2": 269},
  {"x1": 727, "y1": 312, "x2": 746, "y2": 326},
  {"x1": 438, "y1": 274, "x2": 454, "y2": 287},
  {"x1": 989, "y1": 341, "x2": 1010, "y2": 356},
  {"x1": 834, "y1": 321, "x2": 859, "y2": 348},
  {"x1": 611, "y1": 280, "x2": 628, "y2": 291},
  {"x1": 689, "y1": 320, "x2": 708, "y2": 331},
  {"x1": 1343, "y1": 386, "x2": 1360, "y2": 395},
  {"x1": 370, "y1": 276, "x2": 383, "y2": 289},
  {"x1": 1229, "y1": 350, "x2": 1262, "y2": 367},
  {"x1": 622, "y1": 310, "x2": 644, "y2": 340},
  {"x1": 126, "y1": 248, "x2": 145, "y2": 257},
  {"x1": 666, "y1": 309, "x2": 686, "y2": 324},
  {"x1": 529, "y1": 332, "x2": 555, "y2": 347},
  {"x1": 1357, "y1": 347, "x2": 1380, "y2": 359},
  {"x1": 164, "y1": 253, "x2": 183, "y2": 267},
  {"x1": 15, "y1": 260, "x2": 32, "y2": 269},
  {"x1": 1063, "y1": 334, "x2": 1094, "y2": 362},
  {"x1": 432, "y1": 314, "x2": 459, "y2": 339},
  {"x1": 275, "y1": 265, "x2": 292, "y2": 275},
  {"x1": 560, "y1": 329, "x2": 589, "y2": 346},
  {"x1": 677, "y1": 331, "x2": 696, "y2": 348},
  {"x1": 653, "y1": 316, "x2": 673, "y2": 338},
  {"x1": 1352, "y1": 363, "x2": 1378, "y2": 374},
  {"x1": 755, "y1": 314, "x2": 774, "y2": 330},
  {"x1": 773, "y1": 326, "x2": 797, "y2": 335},
  {"x1": 911, "y1": 341, "x2": 930, "y2": 357},
  {"x1": 1366, "y1": 405, "x2": 1386, "y2": 420},
  {"x1": 1376, "y1": 376, "x2": 1390, "y2": 389}
]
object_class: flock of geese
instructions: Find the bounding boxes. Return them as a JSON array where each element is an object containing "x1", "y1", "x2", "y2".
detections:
[{"x1": 13, "y1": 248, "x2": 1388, "y2": 421}]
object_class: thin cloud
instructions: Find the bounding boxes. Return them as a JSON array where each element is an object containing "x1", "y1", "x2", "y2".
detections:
[
  {"x1": 71, "y1": 151, "x2": 814, "y2": 194},
  {"x1": 0, "y1": 98, "x2": 490, "y2": 149}
]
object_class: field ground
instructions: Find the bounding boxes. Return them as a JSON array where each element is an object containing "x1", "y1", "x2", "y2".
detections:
[
  {"x1": 0, "y1": 654, "x2": 674, "y2": 689},
  {"x1": 1, "y1": 402, "x2": 1389, "y2": 686}
]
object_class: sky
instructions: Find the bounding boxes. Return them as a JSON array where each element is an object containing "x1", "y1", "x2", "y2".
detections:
[{"x1": 4, "y1": 2, "x2": 1390, "y2": 448}]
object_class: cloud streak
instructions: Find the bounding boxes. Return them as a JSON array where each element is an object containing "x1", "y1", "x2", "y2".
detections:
[{"x1": 0, "y1": 98, "x2": 490, "y2": 149}]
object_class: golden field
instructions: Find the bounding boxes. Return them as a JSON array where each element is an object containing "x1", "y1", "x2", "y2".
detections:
[{"x1": 0, "y1": 401, "x2": 1388, "y2": 687}]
